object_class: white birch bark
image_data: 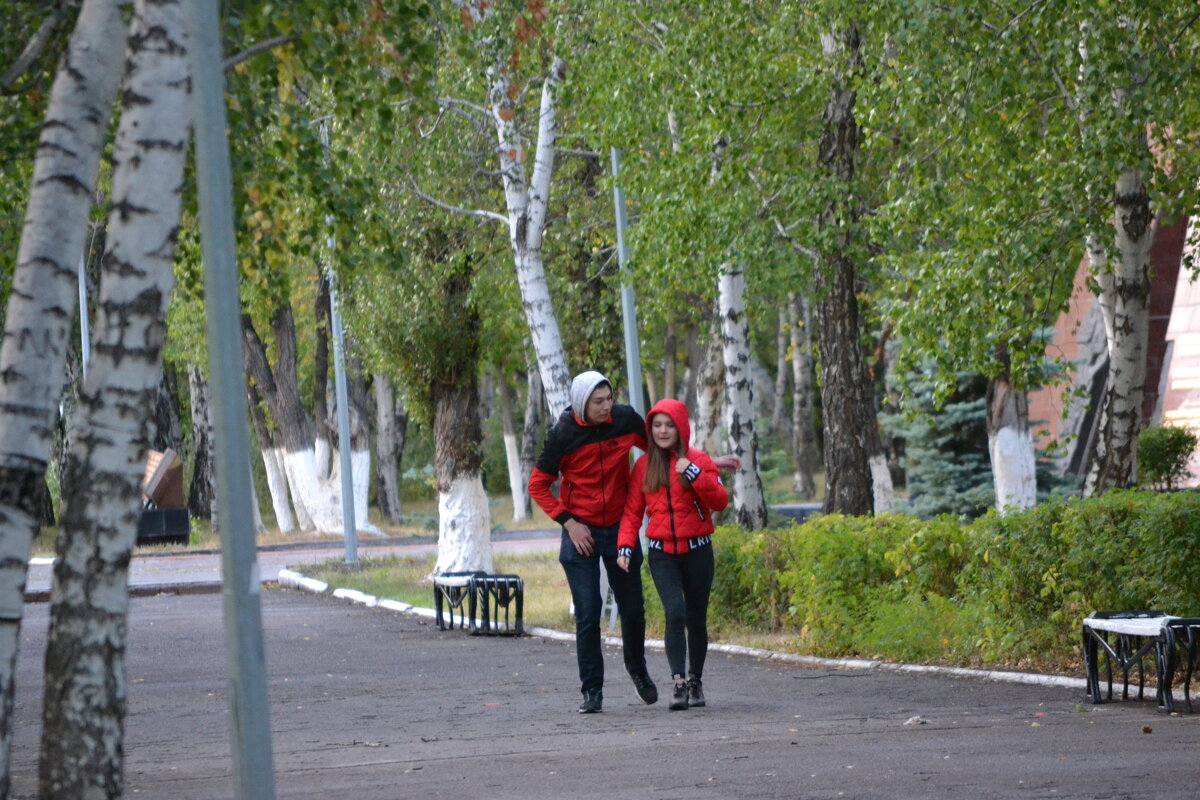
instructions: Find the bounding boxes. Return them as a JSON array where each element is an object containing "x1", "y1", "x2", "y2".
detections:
[
  {"x1": 39, "y1": 1, "x2": 189, "y2": 793},
  {"x1": 498, "y1": 377, "x2": 527, "y2": 521},
  {"x1": 789, "y1": 293, "x2": 819, "y2": 498},
  {"x1": 435, "y1": 475, "x2": 494, "y2": 574},
  {"x1": 1084, "y1": 168, "x2": 1154, "y2": 494},
  {"x1": 490, "y1": 59, "x2": 572, "y2": 417},
  {"x1": 0, "y1": 1, "x2": 126, "y2": 791},
  {"x1": 771, "y1": 306, "x2": 790, "y2": 435},
  {"x1": 718, "y1": 264, "x2": 768, "y2": 530},
  {"x1": 691, "y1": 325, "x2": 724, "y2": 454},
  {"x1": 262, "y1": 446, "x2": 296, "y2": 534}
]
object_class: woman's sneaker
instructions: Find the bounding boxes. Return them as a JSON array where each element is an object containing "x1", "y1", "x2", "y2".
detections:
[
  {"x1": 629, "y1": 668, "x2": 658, "y2": 704},
  {"x1": 687, "y1": 676, "x2": 705, "y2": 707},
  {"x1": 669, "y1": 681, "x2": 689, "y2": 711},
  {"x1": 578, "y1": 688, "x2": 603, "y2": 714}
]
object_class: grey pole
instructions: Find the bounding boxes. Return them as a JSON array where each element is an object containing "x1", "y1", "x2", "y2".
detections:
[
  {"x1": 611, "y1": 147, "x2": 644, "y2": 419},
  {"x1": 329, "y1": 270, "x2": 358, "y2": 565},
  {"x1": 317, "y1": 123, "x2": 358, "y2": 566},
  {"x1": 188, "y1": 3, "x2": 277, "y2": 797}
]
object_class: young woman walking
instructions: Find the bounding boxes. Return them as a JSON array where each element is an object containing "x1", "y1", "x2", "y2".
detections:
[{"x1": 616, "y1": 398, "x2": 729, "y2": 710}]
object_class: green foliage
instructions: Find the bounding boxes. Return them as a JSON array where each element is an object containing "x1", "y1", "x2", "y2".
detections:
[
  {"x1": 706, "y1": 490, "x2": 1200, "y2": 669},
  {"x1": 1137, "y1": 425, "x2": 1199, "y2": 490}
]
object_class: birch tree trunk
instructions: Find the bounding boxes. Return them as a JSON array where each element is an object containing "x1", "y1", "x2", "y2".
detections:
[
  {"x1": 518, "y1": 367, "x2": 541, "y2": 520},
  {"x1": 814, "y1": 25, "x2": 893, "y2": 515},
  {"x1": 691, "y1": 322, "x2": 725, "y2": 454},
  {"x1": 789, "y1": 293, "x2": 819, "y2": 499},
  {"x1": 1084, "y1": 168, "x2": 1154, "y2": 494},
  {"x1": 372, "y1": 374, "x2": 404, "y2": 524},
  {"x1": 498, "y1": 375, "x2": 528, "y2": 522},
  {"x1": 0, "y1": 1, "x2": 126, "y2": 791},
  {"x1": 490, "y1": 58, "x2": 573, "y2": 417},
  {"x1": 186, "y1": 365, "x2": 216, "y2": 524},
  {"x1": 718, "y1": 265, "x2": 768, "y2": 529},
  {"x1": 39, "y1": 3, "x2": 189, "y2": 793},
  {"x1": 986, "y1": 371, "x2": 1037, "y2": 513},
  {"x1": 771, "y1": 306, "x2": 790, "y2": 436}
]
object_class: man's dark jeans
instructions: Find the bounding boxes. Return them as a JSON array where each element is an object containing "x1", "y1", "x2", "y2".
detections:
[{"x1": 559, "y1": 523, "x2": 647, "y2": 693}]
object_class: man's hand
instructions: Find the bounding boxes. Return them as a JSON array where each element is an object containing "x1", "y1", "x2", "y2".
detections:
[
  {"x1": 616, "y1": 555, "x2": 630, "y2": 572},
  {"x1": 564, "y1": 518, "x2": 594, "y2": 556},
  {"x1": 713, "y1": 454, "x2": 742, "y2": 471}
]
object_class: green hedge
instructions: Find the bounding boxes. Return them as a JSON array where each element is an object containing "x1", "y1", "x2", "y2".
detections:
[{"x1": 706, "y1": 489, "x2": 1200, "y2": 670}]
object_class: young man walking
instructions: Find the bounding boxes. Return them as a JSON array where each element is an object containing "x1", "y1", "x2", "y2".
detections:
[{"x1": 529, "y1": 371, "x2": 658, "y2": 713}]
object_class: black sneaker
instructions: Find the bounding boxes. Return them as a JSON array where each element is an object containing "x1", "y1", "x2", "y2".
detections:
[
  {"x1": 630, "y1": 669, "x2": 658, "y2": 705},
  {"x1": 669, "y1": 681, "x2": 689, "y2": 711},
  {"x1": 688, "y1": 676, "x2": 705, "y2": 708},
  {"x1": 578, "y1": 688, "x2": 603, "y2": 714}
]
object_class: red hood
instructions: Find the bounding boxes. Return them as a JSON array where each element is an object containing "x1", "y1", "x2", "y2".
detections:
[{"x1": 645, "y1": 398, "x2": 691, "y2": 449}]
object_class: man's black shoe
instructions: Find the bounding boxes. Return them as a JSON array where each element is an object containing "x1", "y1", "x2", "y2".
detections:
[
  {"x1": 578, "y1": 688, "x2": 603, "y2": 713},
  {"x1": 688, "y1": 676, "x2": 705, "y2": 707},
  {"x1": 630, "y1": 669, "x2": 658, "y2": 704}
]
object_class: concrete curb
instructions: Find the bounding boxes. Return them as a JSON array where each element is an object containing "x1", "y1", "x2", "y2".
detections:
[{"x1": 276, "y1": 567, "x2": 1093, "y2": 694}]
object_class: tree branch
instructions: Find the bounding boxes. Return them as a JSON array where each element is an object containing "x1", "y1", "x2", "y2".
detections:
[
  {"x1": 406, "y1": 172, "x2": 508, "y2": 224},
  {"x1": 1, "y1": 6, "x2": 68, "y2": 94},
  {"x1": 223, "y1": 35, "x2": 296, "y2": 72}
]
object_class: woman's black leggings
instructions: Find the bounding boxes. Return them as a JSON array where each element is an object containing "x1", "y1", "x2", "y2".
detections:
[{"x1": 648, "y1": 544, "x2": 714, "y2": 680}]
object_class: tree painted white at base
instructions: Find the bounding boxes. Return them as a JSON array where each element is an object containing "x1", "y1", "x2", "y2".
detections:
[
  {"x1": 869, "y1": 455, "x2": 895, "y2": 514},
  {"x1": 263, "y1": 446, "x2": 295, "y2": 534},
  {"x1": 328, "y1": 447, "x2": 384, "y2": 536},
  {"x1": 989, "y1": 426, "x2": 1037, "y2": 513},
  {"x1": 284, "y1": 449, "x2": 342, "y2": 534},
  {"x1": 435, "y1": 475, "x2": 494, "y2": 575}
]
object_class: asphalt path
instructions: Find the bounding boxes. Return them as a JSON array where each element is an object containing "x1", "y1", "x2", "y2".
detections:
[{"x1": 11, "y1": 567, "x2": 1200, "y2": 799}]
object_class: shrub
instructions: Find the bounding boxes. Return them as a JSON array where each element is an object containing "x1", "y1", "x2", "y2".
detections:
[{"x1": 1138, "y1": 425, "x2": 1199, "y2": 490}]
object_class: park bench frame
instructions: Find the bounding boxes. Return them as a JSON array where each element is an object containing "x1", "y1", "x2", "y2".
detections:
[
  {"x1": 1082, "y1": 610, "x2": 1199, "y2": 713},
  {"x1": 433, "y1": 571, "x2": 524, "y2": 636}
]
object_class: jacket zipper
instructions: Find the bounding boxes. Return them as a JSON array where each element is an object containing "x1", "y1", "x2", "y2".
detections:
[
  {"x1": 666, "y1": 464, "x2": 678, "y2": 553},
  {"x1": 597, "y1": 438, "x2": 606, "y2": 523}
]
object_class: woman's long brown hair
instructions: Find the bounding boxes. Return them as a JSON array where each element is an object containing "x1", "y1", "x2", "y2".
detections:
[{"x1": 642, "y1": 419, "x2": 686, "y2": 494}]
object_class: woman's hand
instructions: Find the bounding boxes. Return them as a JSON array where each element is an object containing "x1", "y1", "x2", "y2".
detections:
[
  {"x1": 616, "y1": 555, "x2": 630, "y2": 572},
  {"x1": 675, "y1": 457, "x2": 692, "y2": 475}
]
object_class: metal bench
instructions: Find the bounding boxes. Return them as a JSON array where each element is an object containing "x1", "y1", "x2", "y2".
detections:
[
  {"x1": 433, "y1": 571, "x2": 485, "y2": 631},
  {"x1": 432, "y1": 571, "x2": 524, "y2": 636},
  {"x1": 470, "y1": 574, "x2": 524, "y2": 636},
  {"x1": 1081, "y1": 610, "x2": 1199, "y2": 713}
]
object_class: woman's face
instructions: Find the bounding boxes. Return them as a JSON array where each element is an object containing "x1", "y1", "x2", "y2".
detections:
[{"x1": 650, "y1": 413, "x2": 679, "y2": 451}]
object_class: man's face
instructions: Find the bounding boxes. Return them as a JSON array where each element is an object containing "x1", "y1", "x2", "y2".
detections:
[{"x1": 584, "y1": 385, "x2": 614, "y2": 425}]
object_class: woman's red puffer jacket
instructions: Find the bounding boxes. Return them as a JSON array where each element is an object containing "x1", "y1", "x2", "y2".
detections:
[{"x1": 617, "y1": 398, "x2": 729, "y2": 556}]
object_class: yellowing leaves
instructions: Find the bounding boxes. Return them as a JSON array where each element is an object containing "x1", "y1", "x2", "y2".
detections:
[{"x1": 497, "y1": 107, "x2": 514, "y2": 122}]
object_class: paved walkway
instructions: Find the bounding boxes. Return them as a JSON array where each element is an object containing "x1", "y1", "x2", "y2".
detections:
[{"x1": 11, "y1": 585, "x2": 1199, "y2": 799}]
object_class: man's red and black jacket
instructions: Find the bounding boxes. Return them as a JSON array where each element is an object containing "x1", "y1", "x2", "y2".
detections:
[{"x1": 528, "y1": 404, "x2": 647, "y2": 529}]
